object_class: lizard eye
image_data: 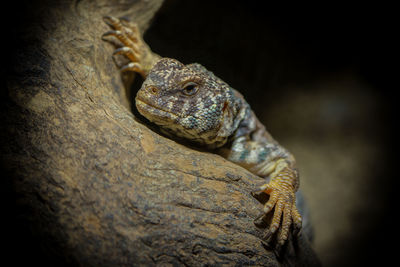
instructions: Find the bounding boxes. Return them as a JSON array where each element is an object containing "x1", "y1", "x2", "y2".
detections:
[{"x1": 182, "y1": 82, "x2": 199, "y2": 96}]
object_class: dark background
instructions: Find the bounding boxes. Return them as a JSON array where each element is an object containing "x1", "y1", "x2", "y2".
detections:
[{"x1": 3, "y1": 0, "x2": 395, "y2": 266}]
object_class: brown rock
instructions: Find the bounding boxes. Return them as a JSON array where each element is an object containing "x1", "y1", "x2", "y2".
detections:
[{"x1": 2, "y1": 0, "x2": 319, "y2": 266}]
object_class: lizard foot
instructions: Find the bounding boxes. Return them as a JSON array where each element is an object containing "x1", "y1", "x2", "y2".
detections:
[
  {"x1": 102, "y1": 16, "x2": 161, "y2": 78},
  {"x1": 258, "y1": 167, "x2": 302, "y2": 247}
]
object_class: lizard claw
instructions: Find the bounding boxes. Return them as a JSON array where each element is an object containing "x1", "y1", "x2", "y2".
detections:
[
  {"x1": 258, "y1": 168, "x2": 302, "y2": 246},
  {"x1": 102, "y1": 16, "x2": 160, "y2": 77},
  {"x1": 113, "y1": 46, "x2": 140, "y2": 61}
]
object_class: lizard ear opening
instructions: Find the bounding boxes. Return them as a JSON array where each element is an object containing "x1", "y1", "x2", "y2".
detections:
[
  {"x1": 216, "y1": 101, "x2": 235, "y2": 138},
  {"x1": 222, "y1": 101, "x2": 228, "y2": 113}
]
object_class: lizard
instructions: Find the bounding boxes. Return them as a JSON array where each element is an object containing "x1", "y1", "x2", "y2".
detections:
[{"x1": 102, "y1": 16, "x2": 303, "y2": 249}]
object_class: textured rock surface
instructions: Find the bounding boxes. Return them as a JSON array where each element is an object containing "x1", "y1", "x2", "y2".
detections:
[{"x1": 2, "y1": 0, "x2": 319, "y2": 265}]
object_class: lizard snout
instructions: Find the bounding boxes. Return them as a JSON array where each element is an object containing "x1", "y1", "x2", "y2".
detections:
[
  {"x1": 136, "y1": 84, "x2": 160, "y2": 103},
  {"x1": 145, "y1": 85, "x2": 160, "y2": 96}
]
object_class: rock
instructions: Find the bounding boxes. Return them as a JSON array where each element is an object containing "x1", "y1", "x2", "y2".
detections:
[{"x1": 1, "y1": 0, "x2": 320, "y2": 265}]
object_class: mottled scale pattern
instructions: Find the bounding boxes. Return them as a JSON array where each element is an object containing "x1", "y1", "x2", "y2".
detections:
[
  {"x1": 136, "y1": 59, "x2": 244, "y2": 149},
  {"x1": 103, "y1": 16, "x2": 303, "y2": 249}
]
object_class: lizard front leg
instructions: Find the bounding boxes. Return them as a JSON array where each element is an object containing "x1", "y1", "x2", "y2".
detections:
[
  {"x1": 223, "y1": 136, "x2": 302, "y2": 246},
  {"x1": 102, "y1": 16, "x2": 161, "y2": 78},
  {"x1": 258, "y1": 159, "x2": 302, "y2": 246}
]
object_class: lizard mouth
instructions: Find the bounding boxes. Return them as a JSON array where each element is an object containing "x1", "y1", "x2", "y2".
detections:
[{"x1": 135, "y1": 97, "x2": 180, "y2": 123}]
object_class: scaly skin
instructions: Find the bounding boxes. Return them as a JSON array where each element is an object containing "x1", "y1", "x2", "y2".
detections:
[{"x1": 103, "y1": 16, "x2": 302, "y2": 247}]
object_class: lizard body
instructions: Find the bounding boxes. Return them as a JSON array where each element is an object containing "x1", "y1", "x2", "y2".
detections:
[{"x1": 103, "y1": 16, "x2": 302, "y2": 247}]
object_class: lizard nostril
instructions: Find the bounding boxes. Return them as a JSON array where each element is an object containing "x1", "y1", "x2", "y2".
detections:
[{"x1": 147, "y1": 85, "x2": 159, "y2": 95}]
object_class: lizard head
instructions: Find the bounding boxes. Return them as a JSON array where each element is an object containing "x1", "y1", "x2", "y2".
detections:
[{"x1": 135, "y1": 58, "x2": 242, "y2": 148}]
